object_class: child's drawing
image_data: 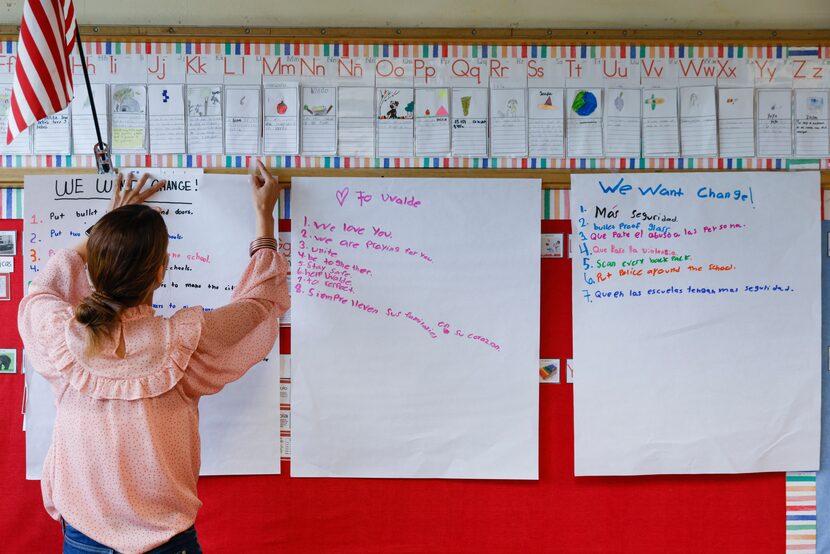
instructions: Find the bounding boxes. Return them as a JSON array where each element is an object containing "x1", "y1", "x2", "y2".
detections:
[
  {"x1": 537, "y1": 95, "x2": 559, "y2": 111},
  {"x1": 571, "y1": 90, "x2": 598, "y2": 116},
  {"x1": 807, "y1": 95, "x2": 825, "y2": 112},
  {"x1": 113, "y1": 86, "x2": 142, "y2": 113},
  {"x1": 187, "y1": 86, "x2": 222, "y2": 117},
  {"x1": 0, "y1": 89, "x2": 11, "y2": 118},
  {"x1": 415, "y1": 88, "x2": 449, "y2": 118},
  {"x1": 613, "y1": 91, "x2": 625, "y2": 112},
  {"x1": 644, "y1": 93, "x2": 665, "y2": 111},
  {"x1": 377, "y1": 89, "x2": 414, "y2": 120}
]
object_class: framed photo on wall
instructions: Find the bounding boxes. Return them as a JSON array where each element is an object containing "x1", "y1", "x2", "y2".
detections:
[
  {"x1": 0, "y1": 273, "x2": 8, "y2": 301},
  {"x1": 0, "y1": 230, "x2": 16, "y2": 256},
  {"x1": 0, "y1": 348, "x2": 16, "y2": 374}
]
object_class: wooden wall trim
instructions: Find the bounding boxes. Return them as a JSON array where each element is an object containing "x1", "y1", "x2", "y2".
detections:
[
  {"x1": 0, "y1": 26, "x2": 825, "y2": 45},
  {"x1": 2, "y1": 168, "x2": 828, "y2": 190}
]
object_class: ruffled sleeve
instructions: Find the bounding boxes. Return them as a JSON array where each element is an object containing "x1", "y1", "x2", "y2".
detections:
[
  {"x1": 56, "y1": 306, "x2": 204, "y2": 400},
  {"x1": 18, "y1": 249, "x2": 90, "y2": 393},
  {"x1": 180, "y1": 248, "x2": 289, "y2": 398}
]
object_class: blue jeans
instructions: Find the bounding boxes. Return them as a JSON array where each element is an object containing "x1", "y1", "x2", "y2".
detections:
[{"x1": 62, "y1": 519, "x2": 202, "y2": 554}]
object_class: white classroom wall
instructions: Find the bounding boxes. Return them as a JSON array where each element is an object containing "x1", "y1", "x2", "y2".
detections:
[{"x1": 0, "y1": 0, "x2": 827, "y2": 29}]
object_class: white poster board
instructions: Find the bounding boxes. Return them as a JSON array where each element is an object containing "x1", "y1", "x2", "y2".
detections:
[
  {"x1": 570, "y1": 171, "x2": 821, "y2": 475},
  {"x1": 23, "y1": 171, "x2": 281, "y2": 477},
  {"x1": 291, "y1": 177, "x2": 540, "y2": 479}
]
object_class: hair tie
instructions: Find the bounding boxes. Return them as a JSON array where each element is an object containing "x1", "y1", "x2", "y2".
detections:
[{"x1": 90, "y1": 290, "x2": 122, "y2": 311}]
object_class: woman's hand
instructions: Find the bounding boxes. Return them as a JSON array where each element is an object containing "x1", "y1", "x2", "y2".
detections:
[
  {"x1": 75, "y1": 173, "x2": 166, "y2": 263},
  {"x1": 250, "y1": 160, "x2": 285, "y2": 238},
  {"x1": 109, "y1": 172, "x2": 167, "y2": 211}
]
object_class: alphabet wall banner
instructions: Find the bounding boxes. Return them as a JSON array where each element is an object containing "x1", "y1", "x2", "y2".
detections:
[
  {"x1": 23, "y1": 170, "x2": 283, "y2": 477},
  {"x1": 374, "y1": 57, "x2": 415, "y2": 88},
  {"x1": 571, "y1": 171, "x2": 821, "y2": 476},
  {"x1": 291, "y1": 177, "x2": 540, "y2": 479},
  {"x1": 331, "y1": 56, "x2": 376, "y2": 87},
  {"x1": 446, "y1": 58, "x2": 489, "y2": 88},
  {"x1": 147, "y1": 54, "x2": 187, "y2": 84},
  {"x1": 0, "y1": 42, "x2": 821, "y2": 170},
  {"x1": 108, "y1": 54, "x2": 149, "y2": 84},
  {"x1": 526, "y1": 58, "x2": 566, "y2": 88}
]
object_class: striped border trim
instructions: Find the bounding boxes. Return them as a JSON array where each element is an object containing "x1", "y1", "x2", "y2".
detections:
[
  {"x1": 279, "y1": 188, "x2": 290, "y2": 219},
  {"x1": 0, "y1": 155, "x2": 826, "y2": 171},
  {"x1": 787, "y1": 472, "x2": 817, "y2": 552},
  {"x1": 3, "y1": 41, "x2": 793, "y2": 59},
  {"x1": 542, "y1": 189, "x2": 570, "y2": 220},
  {"x1": 0, "y1": 188, "x2": 23, "y2": 219}
]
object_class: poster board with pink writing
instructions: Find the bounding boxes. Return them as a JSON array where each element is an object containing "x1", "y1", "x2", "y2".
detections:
[
  {"x1": 570, "y1": 171, "x2": 821, "y2": 476},
  {"x1": 290, "y1": 177, "x2": 540, "y2": 479},
  {"x1": 22, "y1": 171, "x2": 282, "y2": 477}
]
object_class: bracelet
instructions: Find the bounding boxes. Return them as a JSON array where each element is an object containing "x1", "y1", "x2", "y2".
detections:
[{"x1": 249, "y1": 237, "x2": 278, "y2": 257}]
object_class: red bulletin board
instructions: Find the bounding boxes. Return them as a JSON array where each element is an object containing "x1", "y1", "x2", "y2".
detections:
[{"x1": 0, "y1": 218, "x2": 783, "y2": 553}]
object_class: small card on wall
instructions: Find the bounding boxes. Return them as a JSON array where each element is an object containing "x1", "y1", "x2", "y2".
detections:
[
  {"x1": 757, "y1": 89, "x2": 793, "y2": 158},
  {"x1": 490, "y1": 88, "x2": 528, "y2": 157},
  {"x1": 0, "y1": 274, "x2": 9, "y2": 301},
  {"x1": 794, "y1": 89, "x2": 829, "y2": 158},
  {"x1": 72, "y1": 83, "x2": 109, "y2": 155},
  {"x1": 0, "y1": 84, "x2": 32, "y2": 155},
  {"x1": 539, "y1": 359, "x2": 560, "y2": 383},
  {"x1": 642, "y1": 88, "x2": 680, "y2": 157},
  {"x1": 148, "y1": 84, "x2": 186, "y2": 154},
  {"x1": 565, "y1": 358, "x2": 574, "y2": 384},
  {"x1": 0, "y1": 257, "x2": 14, "y2": 273},
  {"x1": 33, "y1": 107, "x2": 71, "y2": 155},
  {"x1": 263, "y1": 83, "x2": 300, "y2": 155},
  {"x1": 528, "y1": 88, "x2": 564, "y2": 158},
  {"x1": 414, "y1": 87, "x2": 451, "y2": 157},
  {"x1": 224, "y1": 86, "x2": 261, "y2": 155},
  {"x1": 451, "y1": 87, "x2": 488, "y2": 157},
  {"x1": 566, "y1": 88, "x2": 604, "y2": 158},
  {"x1": 337, "y1": 86, "x2": 375, "y2": 157},
  {"x1": 541, "y1": 233, "x2": 564, "y2": 258},
  {"x1": 679, "y1": 85, "x2": 718, "y2": 157},
  {"x1": 604, "y1": 88, "x2": 641, "y2": 158},
  {"x1": 376, "y1": 88, "x2": 414, "y2": 157},
  {"x1": 0, "y1": 348, "x2": 16, "y2": 374},
  {"x1": 301, "y1": 86, "x2": 337, "y2": 155},
  {"x1": 186, "y1": 85, "x2": 223, "y2": 154},
  {"x1": 717, "y1": 88, "x2": 755, "y2": 158},
  {"x1": 111, "y1": 84, "x2": 148, "y2": 154}
]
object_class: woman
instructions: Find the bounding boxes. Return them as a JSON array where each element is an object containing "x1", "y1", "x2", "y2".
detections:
[{"x1": 18, "y1": 162, "x2": 290, "y2": 553}]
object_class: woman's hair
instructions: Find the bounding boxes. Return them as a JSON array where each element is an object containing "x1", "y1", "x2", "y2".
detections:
[{"x1": 75, "y1": 204, "x2": 168, "y2": 355}]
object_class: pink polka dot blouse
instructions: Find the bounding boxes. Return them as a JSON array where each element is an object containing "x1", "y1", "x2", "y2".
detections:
[{"x1": 18, "y1": 248, "x2": 289, "y2": 554}]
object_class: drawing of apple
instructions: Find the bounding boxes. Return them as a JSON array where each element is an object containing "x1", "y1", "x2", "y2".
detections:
[{"x1": 276, "y1": 100, "x2": 288, "y2": 114}]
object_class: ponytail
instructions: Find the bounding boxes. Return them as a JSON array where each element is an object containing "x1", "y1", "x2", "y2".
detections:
[
  {"x1": 75, "y1": 204, "x2": 169, "y2": 356},
  {"x1": 75, "y1": 291, "x2": 122, "y2": 355}
]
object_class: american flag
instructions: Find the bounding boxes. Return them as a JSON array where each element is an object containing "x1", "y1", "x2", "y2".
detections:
[{"x1": 6, "y1": 0, "x2": 76, "y2": 144}]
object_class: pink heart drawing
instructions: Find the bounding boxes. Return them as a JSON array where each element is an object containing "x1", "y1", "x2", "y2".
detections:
[{"x1": 336, "y1": 187, "x2": 350, "y2": 207}]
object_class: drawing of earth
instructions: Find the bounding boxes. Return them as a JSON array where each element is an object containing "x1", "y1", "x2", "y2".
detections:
[{"x1": 571, "y1": 90, "x2": 598, "y2": 116}]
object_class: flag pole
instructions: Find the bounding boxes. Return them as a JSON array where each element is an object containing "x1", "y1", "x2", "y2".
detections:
[{"x1": 73, "y1": 26, "x2": 111, "y2": 174}]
